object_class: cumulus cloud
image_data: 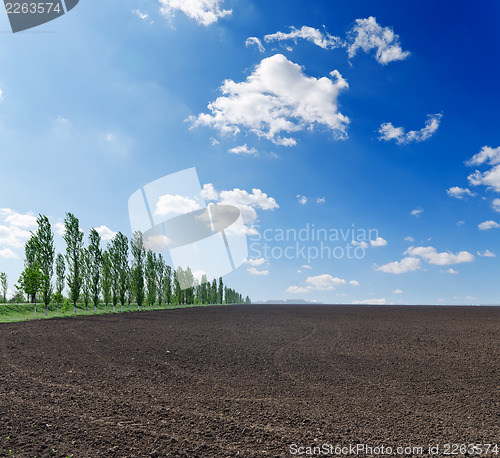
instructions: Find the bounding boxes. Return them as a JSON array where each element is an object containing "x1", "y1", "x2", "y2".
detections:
[
  {"x1": 0, "y1": 248, "x2": 19, "y2": 259},
  {"x1": 346, "y1": 16, "x2": 410, "y2": 64},
  {"x1": 379, "y1": 114, "x2": 442, "y2": 145},
  {"x1": 478, "y1": 220, "x2": 500, "y2": 230},
  {"x1": 477, "y1": 250, "x2": 495, "y2": 257},
  {"x1": 94, "y1": 225, "x2": 118, "y2": 241},
  {"x1": 441, "y1": 268, "x2": 459, "y2": 274},
  {"x1": 0, "y1": 225, "x2": 31, "y2": 249},
  {"x1": 264, "y1": 26, "x2": 342, "y2": 50},
  {"x1": 286, "y1": 285, "x2": 310, "y2": 294},
  {"x1": 316, "y1": 197, "x2": 326, "y2": 204},
  {"x1": 246, "y1": 258, "x2": 267, "y2": 266},
  {"x1": 446, "y1": 186, "x2": 476, "y2": 199},
  {"x1": 405, "y1": 236, "x2": 415, "y2": 242},
  {"x1": 245, "y1": 37, "x2": 265, "y2": 53},
  {"x1": 466, "y1": 146, "x2": 500, "y2": 167},
  {"x1": 302, "y1": 264, "x2": 312, "y2": 270},
  {"x1": 349, "y1": 280, "x2": 360, "y2": 287},
  {"x1": 247, "y1": 267, "x2": 269, "y2": 276},
  {"x1": 352, "y1": 298, "x2": 388, "y2": 305},
  {"x1": 201, "y1": 184, "x2": 278, "y2": 234},
  {"x1": 155, "y1": 194, "x2": 202, "y2": 218},
  {"x1": 0, "y1": 208, "x2": 37, "y2": 228},
  {"x1": 370, "y1": 237, "x2": 388, "y2": 247},
  {"x1": 189, "y1": 54, "x2": 350, "y2": 146},
  {"x1": 492, "y1": 199, "x2": 500, "y2": 212},
  {"x1": 467, "y1": 146, "x2": 500, "y2": 192},
  {"x1": 54, "y1": 222, "x2": 66, "y2": 236},
  {"x1": 405, "y1": 246, "x2": 474, "y2": 265},
  {"x1": 297, "y1": 195, "x2": 307, "y2": 205},
  {"x1": 377, "y1": 257, "x2": 421, "y2": 274},
  {"x1": 410, "y1": 208, "x2": 424, "y2": 217},
  {"x1": 228, "y1": 144, "x2": 258, "y2": 155},
  {"x1": 306, "y1": 274, "x2": 347, "y2": 291},
  {"x1": 158, "y1": 0, "x2": 232, "y2": 26}
]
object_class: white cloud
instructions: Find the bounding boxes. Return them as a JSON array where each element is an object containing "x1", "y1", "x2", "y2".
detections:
[
  {"x1": 441, "y1": 268, "x2": 459, "y2": 274},
  {"x1": 370, "y1": 237, "x2": 388, "y2": 247},
  {"x1": 379, "y1": 114, "x2": 442, "y2": 145},
  {"x1": 405, "y1": 246, "x2": 474, "y2": 266},
  {"x1": 393, "y1": 289, "x2": 403, "y2": 295},
  {"x1": 492, "y1": 198, "x2": 500, "y2": 212},
  {"x1": 306, "y1": 274, "x2": 347, "y2": 291},
  {"x1": 352, "y1": 298, "x2": 388, "y2": 305},
  {"x1": 352, "y1": 240, "x2": 369, "y2": 249},
  {"x1": 405, "y1": 236, "x2": 415, "y2": 242},
  {"x1": 246, "y1": 258, "x2": 267, "y2": 266},
  {"x1": 0, "y1": 248, "x2": 19, "y2": 259},
  {"x1": 457, "y1": 220, "x2": 465, "y2": 226},
  {"x1": 316, "y1": 197, "x2": 326, "y2": 204},
  {"x1": 297, "y1": 195, "x2": 307, "y2": 205},
  {"x1": 346, "y1": 16, "x2": 410, "y2": 64},
  {"x1": 158, "y1": 0, "x2": 232, "y2": 26},
  {"x1": 466, "y1": 146, "x2": 500, "y2": 192},
  {"x1": 228, "y1": 144, "x2": 258, "y2": 155},
  {"x1": 286, "y1": 285, "x2": 310, "y2": 294},
  {"x1": 264, "y1": 26, "x2": 342, "y2": 50},
  {"x1": 201, "y1": 183, "x2": 219, "y2": 201},
  {"x1": 477, "y1": 250, "x2": 495, "y2": 257},
  {"x1": 466, "y1": 146, "x2": 500, "y2": 166},
  {"x1": 446, "y1": 186, "x2": 476, "y2": 199},
  {"x1": 154, "y1": 194, "x2": 202, "y2": 217},
  {"x1": 143, "y1": 234, "x2": 170, "y2": 252},
  {"x1": 478, "y1": 220, "x2": 500, "y2": 231},
  {"x1": 132, "y1": 9, "x2": 150, "y2": 21},
  {"x1": 349, "y1": 280, "x2": 360, "y2": 287},
  {"x1": 0, "y1": 89, "x2": 3, "y2": 101},
  {"x1": 377, "y1": 257, "x2": 421, "y2": 274},
  {"x1": 54, "y1": 222, "x2": 66, "y2": 236},
  {"x1": 0, "y1": 225, "x2": 31, "y2": 249},
  {"x1": 190, "y1": 54, "x2": 350, "y2": 146},
  {"x1": 94, "y1": 225, "x2": 118, "y2": 241},
  {"x1": 302, "y1": 264, "x2": 312, "y2": 270},
  {"x1": 247, "y1": 267, "x2": 269, "y2": 276},
  {"x1": 217, "y1": 187, "x2": 278, "y2": 226},
  {"x1": 245, "y1": 37, "x2": 265, "y2": 53},
  {"x1": 410, "y1": 208, "x2": 424, "y2": 217},
  {"x1": 465, "y1": 296, "x2": 477, "y2": 301},
  {"x1": 0, "y1": 209, "x2": 37, "y2": 228}
]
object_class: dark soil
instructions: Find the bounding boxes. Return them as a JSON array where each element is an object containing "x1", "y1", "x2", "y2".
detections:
[{"x1": 0, "y1": 305, "x2": 498, "y2": 457}]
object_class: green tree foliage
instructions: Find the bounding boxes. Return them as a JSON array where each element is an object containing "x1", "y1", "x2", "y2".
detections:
[
  {"x1": 0, "y1": 272, "x2": 7, "y2": 303},
  {"x1": 218, "y1": 277, "x2": 223, "y2": 304},
  {"x1": 54, "y1": 253, "x2": 65, "y2": 314},
  {"x1": 164, "y1": 264, "x2": 172, "y2": 305},
  {"x1": 155, "y1": 254, "x2": 166, "y2": 306},
  {"x1": 114, "y1": 232, "x2": 129, "y2": 312},
  {"x1": 88, "y1": 229, "x2": 102, "y2": 313},
  {"x1": 145, "y1": 251, "x2": 157, "y2": 309},
  {"x1": 101, "y1": 250, "x2": 112, "y2": 312},
  {"x1": 17, "y1": 260, "x2": 42, "y2": 316},
  {"x1": 131, "y1": 231, "x2": 145, "y2": 310},
  {"x1": 108, "y1": 237, "x2": 120, "y2": 312},
  {"x1": 64, "y1": 213, "x2": 84, "y2": 315},
  {"x1": 81, "y1": 248, "x2": 91, "y2": 313},
  {"x1": 34, "y1": 215, "x2": 55, "y2": 317}
]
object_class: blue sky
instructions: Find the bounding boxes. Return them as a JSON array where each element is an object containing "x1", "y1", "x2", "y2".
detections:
[{"x1": 1, "y1": 0, "x2": 500, "y2": 304}]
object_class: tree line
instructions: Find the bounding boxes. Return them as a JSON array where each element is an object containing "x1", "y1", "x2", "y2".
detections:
[{"x1": 0, "y1": 213, "x2": 250, "y2": 316}]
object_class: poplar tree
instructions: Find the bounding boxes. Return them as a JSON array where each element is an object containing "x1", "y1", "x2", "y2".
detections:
[
  {"x1": 131, "y1": 231, "x2": 145, "y2": 310},
  {"x1": 101, "y1": 250, "x2": 112, "y2": 312},
  {"x1": 64, "y1": 213, "x2": 84, "y2": 315},
  {"x1": 88, "y1": 228, "x2": 102, "y2": 313},
  {"x1": 35, "y1": 215, "x2": 55, "y2": 317},
  {"x1": 54, "y1": 253, "x2": 65, "y2": 315},
  {"x1": 0, "y1": 273, "x2": 7, "y2": 303}
]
